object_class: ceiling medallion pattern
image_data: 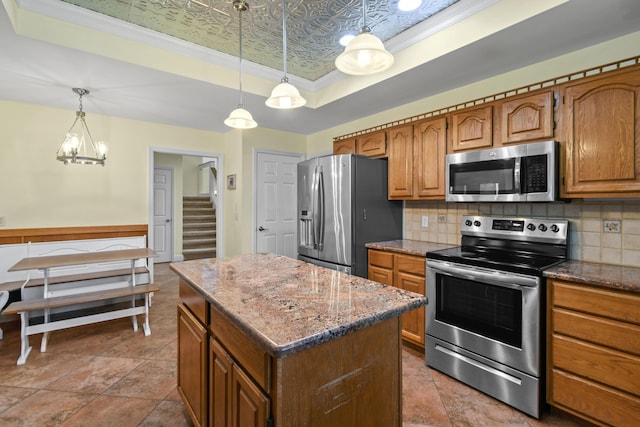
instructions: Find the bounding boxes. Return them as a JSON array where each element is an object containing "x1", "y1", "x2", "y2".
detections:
[{"x1": 60, "y1": 0, "x2": 458, "y2": 81}]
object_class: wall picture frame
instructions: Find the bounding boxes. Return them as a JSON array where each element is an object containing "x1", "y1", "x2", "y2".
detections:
[{"x1": 227, "y1": 174, "x2": 236, "y2": 190}]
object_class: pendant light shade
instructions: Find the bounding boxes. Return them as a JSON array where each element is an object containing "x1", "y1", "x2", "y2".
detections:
[
  {"x1": 224, "y1": 107, "x2": 257, "y2": 129},
  {"x1": 266, "y1": 0, "x2": 306, "y2": 109},
  {"x1": 225, "y1": 0, "x2": 257, "y2": 129},
  {"x1": 335, "y1": 1, "x2": 394, "y2": 75}
]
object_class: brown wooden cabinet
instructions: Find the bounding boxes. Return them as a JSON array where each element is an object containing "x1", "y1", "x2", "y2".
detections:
[
  {"x1": 449, "y1": 105, "x2": 493, "y2": 152},
  {"x1": 368, "y1": 249, "x2": 426, "y2": 348},
  {"x1": 333, "y1": 131, "x2": 386, "y2": 157},
  {"x1": 547, "y1": 279, "x2": 640, "y2": 427},
  {"x1": 497, "y1": 90, "x2": 555, "y2": 144},
  {"x1": 387, "y1": 124, "x2": 414, "y2": 198},
  {"x1": 357, "y1": 130, "x2": 387, "y2": 157},
  {"x1": 178, "y1": 302, "x2": 208, "y2": 427},
  {"x1": 333, "y1": 137, "x2": 356, "y2": 155},
  {"x1": 560, "y1": 67, "x2": 640, "y2": 197},
  {"x1": 413, "y1": 116, "x2": 447, "y2": 199}
]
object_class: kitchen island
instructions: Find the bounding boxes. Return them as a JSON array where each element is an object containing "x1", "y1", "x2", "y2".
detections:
[{"x1": 170, "y1": 253, "x2": 426, "y2": 427}]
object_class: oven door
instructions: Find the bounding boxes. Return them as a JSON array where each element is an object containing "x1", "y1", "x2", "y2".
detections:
[{"x1": 426, "y1": 258, "x2": 541, "y2": 376}]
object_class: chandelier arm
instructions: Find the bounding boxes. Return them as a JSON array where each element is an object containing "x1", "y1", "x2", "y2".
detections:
[
  {"x1": 80, "y1": 117, "x2": 101, "y2": 153},
  {"x1": 65, "y1": 115, "x2": 81, "y2": 135}
]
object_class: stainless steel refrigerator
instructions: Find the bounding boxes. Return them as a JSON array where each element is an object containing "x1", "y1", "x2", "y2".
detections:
[{"x1": 297, "y1": 154, "x2": 402, "y2": 278}]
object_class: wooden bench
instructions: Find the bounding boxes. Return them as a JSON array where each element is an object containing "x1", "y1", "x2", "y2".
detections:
[{"x1": 0, "y1": 238, "x2": 157, "y2": 364}]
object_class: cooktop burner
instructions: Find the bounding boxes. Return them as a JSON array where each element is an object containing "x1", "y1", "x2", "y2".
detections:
[{"x1": 426, "y1": 215, "x2": 569, "y2": 276}]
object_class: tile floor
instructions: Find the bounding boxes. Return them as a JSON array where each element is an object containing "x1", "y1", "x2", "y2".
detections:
[{"x1": 0, "y1": 263, "x2": 588, "y2": 427}]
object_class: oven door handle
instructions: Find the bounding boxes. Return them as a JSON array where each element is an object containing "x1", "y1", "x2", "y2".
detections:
[{"x1": 428, "y1": 260, "x2": 539, "y2": 288}]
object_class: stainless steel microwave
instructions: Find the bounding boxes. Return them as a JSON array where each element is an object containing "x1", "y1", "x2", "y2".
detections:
[{"x1": 446, "y1": 140, "x2": 558, "y2": 202}]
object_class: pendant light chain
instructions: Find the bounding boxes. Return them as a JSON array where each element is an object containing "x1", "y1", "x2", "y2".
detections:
[
  {"x1": 282, "y1": 0, "x2": 288, "y2": 80},
  {"x1": 238, "y1": 6, "x2": 244, "y2": 107},
  {"x1": 362, "y1": 0, "x2": 368, "y2": 32}
]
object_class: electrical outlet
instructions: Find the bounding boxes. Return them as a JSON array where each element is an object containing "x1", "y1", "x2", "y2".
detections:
[
  {"x1": 438, "y1": 214, "x2": 447, "y2": 223},
  {"x1": 0, "y1": 216, "x2": 5, "y2": 227},
  {"x1": 421, "y1": 216, "x2": 429, "y2": 228},
  {"x1": 603, "y1": 220, "x2": 621, "y2": 233}
]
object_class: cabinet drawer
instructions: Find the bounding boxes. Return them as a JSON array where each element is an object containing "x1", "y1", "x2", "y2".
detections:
[
  {"x1": 551, "y1": 369, "x2": 640, "y2": 427},
  {"x1": 368, "y1": 265, "x2": 393, "y2": 286},
  {"x1": 210, "y1": 306, "x2": 271, "y2": 392},
  {"x1": 553, "y1": 307, "x2": 640, "y2": 356},
  {"x1": 552, "y1": 334, "x2": 640, "y2": 396},
  {"x1": 180, "y1": 280, "x2": 208, "y2": 324},
  {"x1": 552, "y1": 280, "x2": 640, "y2": 324},
  {"x1": 395, "y1": 254, "x2": 425, "y2": 277},
  {"x1": 368, "y1": 250, "x2": 394, "y2": 269}
]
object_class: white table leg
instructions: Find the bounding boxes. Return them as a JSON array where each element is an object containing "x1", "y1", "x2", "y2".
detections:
[
  {"x1": 129, "y1": 260, "x2": 138, "y2": 332},
  {"x1": 143, "y1": 293, "x2": 151, "y2": 336},
  {"x1": 0, "y1": 290, "x2": 8, "y2": 340},
  {"x1": 41, "y1": 268, "x2": 50, "y2": 352},
  {"x1": 17, "y1": 312, "x2": 32, "y2": 365}
]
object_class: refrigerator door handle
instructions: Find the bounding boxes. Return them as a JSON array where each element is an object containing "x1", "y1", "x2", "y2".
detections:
[{"x1": 317, "y1": 168, "x2": 325, "y2": 251}]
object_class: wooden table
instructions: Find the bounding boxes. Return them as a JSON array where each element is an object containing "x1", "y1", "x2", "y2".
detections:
[{"x1": 7, "y1": 248, "x2": 157, "y2": 364}]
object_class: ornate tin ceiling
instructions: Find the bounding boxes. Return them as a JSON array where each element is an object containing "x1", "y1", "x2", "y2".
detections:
[{"x1": 60, "y1": 0, "x2": 459, "y2": 81}]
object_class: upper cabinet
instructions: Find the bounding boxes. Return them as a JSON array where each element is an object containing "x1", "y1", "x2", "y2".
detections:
[
  {"x1": 387, "y1": 124, "x2": 414, "y2": 199},
  {"x1": 449, "y1": 105, "x2": 493, "y2": 152},
  {"x1": 357, "y1": 130, "x2": 387, "y2": 157},
  {"x1": 413, "y1": 116, "x2": 447, "y2": 199},
  {"x1": 497, "y1": 90, "x2": 555, "y2": 144},
  {"x1": 561, "y1": 67, "x2": 640, "y2": 197},
  {"x1": 333, "y1": 137, "x2": 356, "y2": 155},
  {"x1": 332, "y1": 130, "x2": 387, "y2": 157}
]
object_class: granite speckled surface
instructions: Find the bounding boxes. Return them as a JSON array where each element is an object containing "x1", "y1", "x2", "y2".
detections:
[
  {"x1": 365, "y1": 239, "x2": 457, "y2": 257},
  {"x1": 170, "y1": 253, "x2": 427, "y2": 358},
  {"x1": 544, "y1": 260, "x2": 640, "y2": 293}
]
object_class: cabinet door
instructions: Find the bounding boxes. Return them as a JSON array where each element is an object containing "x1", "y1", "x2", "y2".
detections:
[
  {"x1": 449, "y1": 105, "x2": 493, "y2": 152},
  {"x1": 413, "y1": 116, "x2": 447, "y2": 199},
  {"x1": 357, "y1": 130, "x2": 387, "y2": 157},
  {"x1": 210, "y1": 338, "x2": 232, "y2": 427},
  {"x1": 562, "y1": 69, "x2": 640, "y2": 196},
  {"x1": 333, "y1": 138, "x2": 356, "y2": 155},
  {"x1": 178, "y1": 303, "x2": 208, "y2": 427},
  {"x1": 231, "y1": 363, "x2": 270, "y2": 427},
  {"x1": 396, "y1": 271, "x2": 425, "y2": 347},
  {"x1": 499, "y1": 90, "x2": 554, "y2": 144},
  {"x1": 387, "y1": 124, "x2": 414, "y2": 199},
  {"x1": 368, "y1": 265, "x2": 394, "y2": 285}
]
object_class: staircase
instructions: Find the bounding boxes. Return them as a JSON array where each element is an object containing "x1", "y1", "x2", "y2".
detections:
[{"x1": 183, "y1": 196, "x2": 217, "y2": 261}]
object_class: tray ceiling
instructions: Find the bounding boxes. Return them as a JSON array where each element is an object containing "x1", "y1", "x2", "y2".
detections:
[{"x1": 60, "y1": 0, "x2": 459, "y2": 81}]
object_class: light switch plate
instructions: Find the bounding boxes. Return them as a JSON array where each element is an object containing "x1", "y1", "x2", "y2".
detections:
[
  {"x1": 603, "y1": 220, "x2": 621, "y2": 233},
  {"x1": 421, "y1": 216, "x2": 429, "y2": 228}
]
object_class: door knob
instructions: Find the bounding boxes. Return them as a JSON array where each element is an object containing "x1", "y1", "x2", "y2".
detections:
[
  {"x1": 258, "y1": 226, "x2": 268, "y2": 231},
  {"x1": 166, "y1": 219, "x2": 171, "y2": 223}
]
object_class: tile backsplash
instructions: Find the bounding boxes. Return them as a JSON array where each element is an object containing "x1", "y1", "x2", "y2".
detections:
[{"x1": 404, "y1": 200, "x2": 640, "y2": 267}]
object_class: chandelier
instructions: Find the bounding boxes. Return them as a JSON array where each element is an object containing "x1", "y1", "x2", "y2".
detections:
[{"x1": 56, "y1": 88, "x2": 107, "y2": 165}]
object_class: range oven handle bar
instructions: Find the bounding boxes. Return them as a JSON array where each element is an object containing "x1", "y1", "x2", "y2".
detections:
[{"x1": 427, "y1": 259, "x2": 539, "y2": 288}]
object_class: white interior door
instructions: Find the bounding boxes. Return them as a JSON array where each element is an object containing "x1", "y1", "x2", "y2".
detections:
[
  {"x1": 256, "y1": 152, "x2": 302, "y2": 258},
  {"x1": 153, "y1": 168, "x2": 173, "y2": 263}
]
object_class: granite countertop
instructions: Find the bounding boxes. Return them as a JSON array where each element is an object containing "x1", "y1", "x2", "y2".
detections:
[
  {"x1": 365, "y1": 239, "x2": 457, "y2": 257},
  {"x1": 170, "y1": 253, "x2": 426, "y2": 358},
  {"x1": 544, "y1": 260, "x2": 640, "y2": 293}
]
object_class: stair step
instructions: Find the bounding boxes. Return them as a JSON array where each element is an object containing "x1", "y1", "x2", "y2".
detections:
[
  {"x1": 184, "y1": 216, "x2": 216, "y2": 223},
  {"x1": 183, "y1": 230, "x2": 216, "y2": 237},
  {"x1": 183, "y1": 222, "x2": 216, "y2": 230},
  {"x1": 183, "y1": 237, "x2": 216, "y2": 245}
]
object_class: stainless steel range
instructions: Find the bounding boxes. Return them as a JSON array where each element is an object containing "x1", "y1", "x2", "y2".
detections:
[{"x1": 425, "y1": 215, "x2": 568, "y2": 418}]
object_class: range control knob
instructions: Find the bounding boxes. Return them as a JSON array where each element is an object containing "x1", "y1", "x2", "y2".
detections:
[
  {"x1": 550, "y1": 224, "x2": 560, "y2": 233},
  {"x1": 538, "y1": 224, "x2": 548, "y2": 232},
  {"x1": 465, "y1": 219, "x2": 472, "y2": 227},
  {"x1": 527, "y1": 223, "x2": 536, "y2": 231},
  {"x1": 473, "y1": 220, "x2": 481, "y2": 227}
]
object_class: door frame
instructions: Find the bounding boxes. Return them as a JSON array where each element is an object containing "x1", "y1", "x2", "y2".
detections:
[
  {"x1": 149, "y1": 147, "x2": 224, "y2": 262},
  {"x1": 252, "y1": 149, "x2": 305, "y2": 254},
  {"x1": 153, "y1": 167, "x2": 174, "y2": 263}
]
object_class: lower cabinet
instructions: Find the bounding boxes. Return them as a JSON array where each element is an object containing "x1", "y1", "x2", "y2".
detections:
[
  {"x1": 178, "y1": 278, "x2": 402, "y2": 426},
  {"x1": 368, "y1": 249, "x2": 426, "y2": 348},
  {"x1": 547, "y1": 279, "x2": 640, "y2": 427}
]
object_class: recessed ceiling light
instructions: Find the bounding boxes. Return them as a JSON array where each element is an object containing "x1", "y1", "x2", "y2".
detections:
[
  {"x1": 398, "y1": 0, "x2": 422, "y2": 12},
  {"x1": 339, "y1": 34, "x2": 356, "y2": 47}
]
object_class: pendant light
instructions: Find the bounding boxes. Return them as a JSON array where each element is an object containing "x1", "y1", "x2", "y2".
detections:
[
  {"x1": 225, "y1": 0, "x2": 257, "y2": 129},
  {"x1": 335, "y1": 0, "x2": 394, "y2": 75},
  {"x1": 266, "y1": 0, "x2": 306, "y2": 109},
  {"x1": 56, "y1": 88, "x2": 107, "y2": 165}
]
